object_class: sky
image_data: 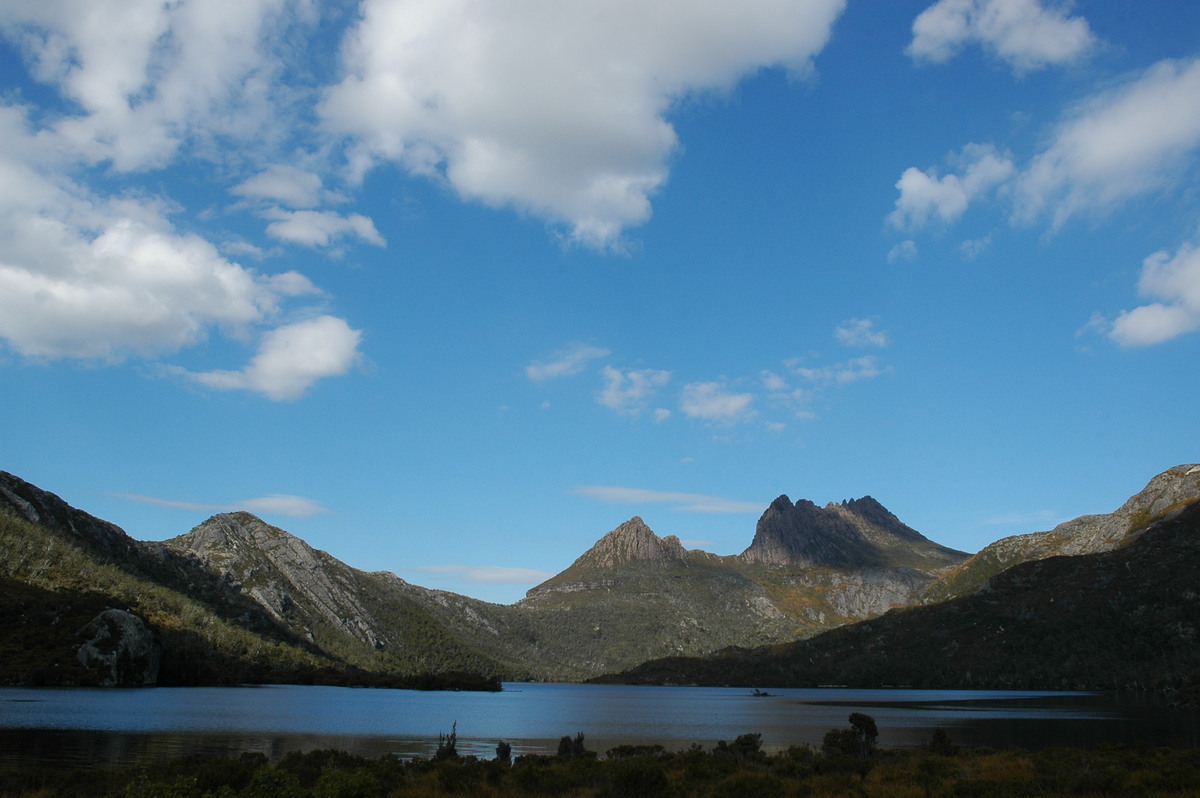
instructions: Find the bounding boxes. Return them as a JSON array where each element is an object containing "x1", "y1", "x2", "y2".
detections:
[{"x1": 1, "y1": 0, "x2": 1198, "y2": 605}]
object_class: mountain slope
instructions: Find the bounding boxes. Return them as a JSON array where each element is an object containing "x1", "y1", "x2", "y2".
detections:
[
  {"x1": 924, "y1": 463, "x2": 1200, "y2": 602},
  {"x1": 598, "y1": 480, "x2": 1200, "y2": 690}
]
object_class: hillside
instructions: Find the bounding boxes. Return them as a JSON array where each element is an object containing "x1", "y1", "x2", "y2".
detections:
[{"x1": 597, "y1": 483, "x2": 1200, "y2": 690}]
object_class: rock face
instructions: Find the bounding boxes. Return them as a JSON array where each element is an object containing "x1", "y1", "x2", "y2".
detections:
[
  {"x1": 741, "y1": 494, "x2": 966, "y2": 571},
  {"x1": 75, "y1": 609, "x2": 161, "y2": 686},
  {"x1": 165, "y1": 512, "x2": 394, "y2": 651}
]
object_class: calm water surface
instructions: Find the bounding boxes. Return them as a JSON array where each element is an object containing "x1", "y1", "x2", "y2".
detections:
[{"x1": 0, "y1": 683, "x2": 1195, "y2": 769}]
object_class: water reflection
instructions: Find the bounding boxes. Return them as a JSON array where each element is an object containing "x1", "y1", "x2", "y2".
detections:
[{"x1": 0, "y1": 684, "x2": 1195, "y2": 770}]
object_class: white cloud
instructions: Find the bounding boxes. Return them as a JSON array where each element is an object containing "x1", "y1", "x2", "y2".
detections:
[
  {"x1": 598, "y1": 365, "x2": 671, "y2": 415},
  {"x1": 1015, "y1": 57, "x2": 1200, "y2": 227},
  {"x1": 835, "y1": 318, "x2": 889, "y2": 348},
  {"x1": 117, "y1": 491, "x2": 330, "y2": 518},
  {"x1": 0, "y1": 0, "x2": 302, "y2": 171},
  {"x1": 263, "y1": 209, "x2": 386, "y2": 248},
  {"x1": 1109, "y1": 241, "x2": 1200, "y2": 346},
  {"x1": 525, "y1": 343, "x2": 611, "y2": 381},
  {"x1": 233, "y1": 165, "x2": 326, "y2": 209},
  {"x1": 789, "y1": 355, "x2": 891, "y2": 383},
  {"x1": 415, "y1": 565, "x2": 557, "y2": 585},
  {"x1": 889, "y1": 143, "x2": 1014, "y2": 230},
  {"x1": 189, "y1": 315, "x2": 363, "y2": 400},
  {"x1": 0, "y1": 109, "x2": 324, "y2": 361},
  {"x1": 572, "y1": 485, "x2": 762, "y2": 513},
  {"x1": 320, "y1": 0, "x2": 847, "y2": 248},
  {"x1": 679, "y1": 381, "x2": 755, "y2": 423},
  {"x1": 887, "y1": 239, "x2": 918, "y2": 262},
  {"x1": 908, "y1": 0, "x2": 1097, "y2": 73}
]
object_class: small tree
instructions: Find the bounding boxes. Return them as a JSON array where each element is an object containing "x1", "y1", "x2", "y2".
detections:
[
  {"x1": 823, "y1": 713, "x2": 878, "y2": 758},
  {"x1": 849, "y1": 712, "x2": 878, "y2": 757},
  {"x1": 495, "y1": 740, "x2": 512, "y2": 764},
  {"x1": 434, "y1": 721, "x2": 458, "y2": 761}
]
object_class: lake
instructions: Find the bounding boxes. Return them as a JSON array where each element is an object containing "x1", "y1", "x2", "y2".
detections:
[{"x1": 1, "y1": 683, "x2": 1196, "y2": 769}]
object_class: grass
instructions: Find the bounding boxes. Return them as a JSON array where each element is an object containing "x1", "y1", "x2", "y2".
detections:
[{"x1": 2, "y1": 731, "x2": 1199, "y2": 797}]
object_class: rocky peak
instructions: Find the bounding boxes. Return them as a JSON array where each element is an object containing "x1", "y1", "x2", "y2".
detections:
[
  {"x1": 572, "y1": 517, "x2": 687, "y2": 569},
  {"x1": 836, "y1": 496, "x2": 923, "y2": 541},
  {"x1": 741, "y1": 495, "x2": 885, "y2": 568}
]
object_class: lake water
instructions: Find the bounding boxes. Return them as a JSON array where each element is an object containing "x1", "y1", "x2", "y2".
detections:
[{"x1": 0, "y1": 683, "x2": 1196, "y2": 769}]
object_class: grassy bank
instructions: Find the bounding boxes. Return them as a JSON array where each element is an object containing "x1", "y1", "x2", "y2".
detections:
[{"x1": 3, "y1": 728, "x2": 1199, "y2": 797}]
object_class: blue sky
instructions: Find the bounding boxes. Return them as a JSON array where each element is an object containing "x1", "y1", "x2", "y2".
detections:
[{"x1": 2, "y1": 0, "x2": 1198, "y2": 604}]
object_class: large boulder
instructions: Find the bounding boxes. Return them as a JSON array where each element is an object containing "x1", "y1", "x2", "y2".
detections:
[{"x1": 75, "y1": 609, "x2": 161, "y2": 686}]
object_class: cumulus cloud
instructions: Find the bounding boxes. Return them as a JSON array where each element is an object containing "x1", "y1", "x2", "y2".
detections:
[
  {"x1": 572, "y1": 485, "x2": 762, "y2": 514},
  {"x1": 908, "y1": 0, "x2": 1097, "y2": 73},
  {"x1": 598, "y1": 366, "x2": 671, "y2": 415},
  {"x1": 525, "y1": 343, "x2": 611, "y2": 381},
  {"x1": 117, "y1": 491, "x2": 330, "y2": 518},
  {"x1": 0, "y1": 0, "x2": 302, "y2": 171},
  {"x1": 320, "y1": 0, "x2": 847, "y2": 248},
  {"x1": 0, "y1": 108, "x2": 322, "y2": 362},
  {"x1": 0, "y1": 3, "x2": 376, "y2": 396},
  {"x1": 1109, "y1": 241, "x2": 1200, "y2": 346},
  {"x1": 835, "y1": 318, "x2": 889, "y2": 348},
  {"x1": 263, "y1": 209, "x2": 386, "y2": 248},
  {"x1": 889, "y1": 143, "x2": 1015, "y2": 230},
  {"x1": 1014, "y1": 57, "x2": 1200, "y2": 227},
  {"x1": 679, "y1": 381, "x2": 755, "y2": 424},
  {"x1": 233, "y1": 165, "x2": 327, "y2": 209},
  {"x1": 188, "y1": 315, "x2": 363, "y2": 400}
]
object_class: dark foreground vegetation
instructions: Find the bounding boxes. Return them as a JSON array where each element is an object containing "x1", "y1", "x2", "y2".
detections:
[{"x1": 4, "y1": 720, "x2": 1200, "y2": 798}]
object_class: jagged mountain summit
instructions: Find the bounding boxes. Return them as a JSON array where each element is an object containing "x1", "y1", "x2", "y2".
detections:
[{"x1": 741, "y1": 494, "x2": 966, "y2": 570}]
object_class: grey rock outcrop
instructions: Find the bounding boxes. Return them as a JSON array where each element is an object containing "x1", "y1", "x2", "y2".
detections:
[
  {"x1": 568, "y1": 517, "x2": 688, "y2": 569},
  {"x1": 75, "y1": 609, "x2": 161, "y2": 686},
  {"x1": 164, "y1": 512, "x2": 393, "y2": 651}
]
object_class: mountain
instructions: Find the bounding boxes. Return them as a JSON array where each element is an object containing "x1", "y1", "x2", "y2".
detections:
[
  {"x1": 0, "y1": 471, "x2": 970, "y2": 684},
  {"x1": 596, "y1": 466, "x2": 1200, "y2": 690},
  {"x1": 15, "y1": 466, "x2": 1189, "y2": 688}
]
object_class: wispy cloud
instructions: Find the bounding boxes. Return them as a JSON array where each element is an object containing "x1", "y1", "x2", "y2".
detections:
[
  {"x1": 981, "y1": 509, "x2": 1064, "y2": 528},
  {"x1": 679, "y1": 381, "x2": 756, "y2": 424},
  {"x1": 598, "y1": 365, "x2": 671, "y2": 415},
  {"x1": 525, "y1": 343, "x2": 611, "y2": 381},
  {"x1": 835, "y1": 317, "x2": 890, "y2": 348},
  {"x1": 117, "y1": 492, "x2": 330, "y2": 518},
  {"x1": 415, "y1": 565, "x2": 556, "y2": 585},
  {"x1": 788, "y1": 355, "x2": 891, "y2": 384},
  {"x1": 573, "y1": 485, "x2": 762, "y2": 514}
]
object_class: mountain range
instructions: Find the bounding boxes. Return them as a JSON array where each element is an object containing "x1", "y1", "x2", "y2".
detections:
[{"x1": 1, "y1": 464, "x2": 1197, "y2": 688}]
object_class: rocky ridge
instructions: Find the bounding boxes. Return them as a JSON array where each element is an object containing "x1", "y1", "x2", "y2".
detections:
[
  {"x1": 741, "y1": 494, "x2": 966, "y2": 570},
  {"x1": 925, "y1": 463, "x2": 1200, "y2": 600}
]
